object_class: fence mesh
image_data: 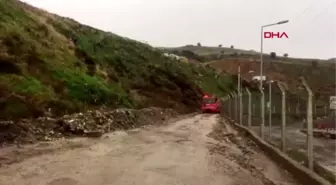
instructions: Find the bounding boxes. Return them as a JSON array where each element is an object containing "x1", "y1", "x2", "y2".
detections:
[{"x1": 222, "y1": 83, "x2": 336, "y2": 183}]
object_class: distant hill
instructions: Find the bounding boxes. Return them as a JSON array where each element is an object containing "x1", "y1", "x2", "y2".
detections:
[
  {"x1": 160, "y1": 45, "x2": 258, "y2": 56},
  {"x1": 159, "y1": 45, "x2": 336, "y2": 103},
  {"x1": 159, "y1": 45, "x2": 259, "y2": 62},
  {"x1": 159, "y1": 45, "x2": 333, "y2": 64}
]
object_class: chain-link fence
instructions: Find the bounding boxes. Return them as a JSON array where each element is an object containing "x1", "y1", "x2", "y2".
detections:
[{"x1": 221, "y1": 78, "x2": 336, "y2": 184}]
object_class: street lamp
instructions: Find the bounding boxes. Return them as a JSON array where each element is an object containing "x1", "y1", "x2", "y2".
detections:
[
  {"x1": 260, "y1": 19, "x2": 289, "y2": 88},
  {"x1": 260, "y1": 20, "x2": 289, "y2": 139}
]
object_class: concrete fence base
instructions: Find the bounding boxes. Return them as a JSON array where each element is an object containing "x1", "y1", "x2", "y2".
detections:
[{"x1": 223, "y1": 115, "x2": 331, "y2": 185}]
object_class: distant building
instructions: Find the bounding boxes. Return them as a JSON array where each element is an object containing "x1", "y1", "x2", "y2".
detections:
[
  {"x1": 163, "y1": 53, "x2": 181, "y2": 60},
  {"x1": 252, "y1": 76, "x2": 266, "y2": 81}
]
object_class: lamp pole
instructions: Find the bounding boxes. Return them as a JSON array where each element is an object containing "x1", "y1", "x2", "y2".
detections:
[{"x1": 260, "y1": 20, "x2": 289, "y2": 139}]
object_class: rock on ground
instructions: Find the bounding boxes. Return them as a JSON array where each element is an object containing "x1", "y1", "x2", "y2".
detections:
[{"x1": 0, "y1": 107, "x2": 177, "y2": 146}]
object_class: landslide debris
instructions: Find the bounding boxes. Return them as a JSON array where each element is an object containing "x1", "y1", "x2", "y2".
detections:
[{"x1": 0, "y1": 107, "x2": 176, "y2": 146}]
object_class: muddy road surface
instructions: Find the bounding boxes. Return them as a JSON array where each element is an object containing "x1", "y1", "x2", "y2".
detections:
[{"x1": 0, "y1": 114, "x2": 299, "y2": 185}]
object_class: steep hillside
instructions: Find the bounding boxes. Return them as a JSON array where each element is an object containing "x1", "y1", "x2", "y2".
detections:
[{"x1": 0, "y1": 0, "x2": 234, "y2": 120}]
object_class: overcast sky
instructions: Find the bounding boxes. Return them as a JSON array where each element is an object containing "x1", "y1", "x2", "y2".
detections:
[{"x1": 21, "y1": 0, "x2": 336, "y2": 59}]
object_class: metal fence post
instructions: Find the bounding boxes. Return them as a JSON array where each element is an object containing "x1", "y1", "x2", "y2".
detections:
[
  {"x1": 228, "y1": 93, "x2": 231, "y2": 118},
  {"x1": 232, "y1": 92, "x2": 236, "y2": 121},
  {"x1": 300, "y1": 77, "x2": 314, "y2": 170},
  {"x1": 261, "y1": 87, "x2": 265, "y2": 140},
  {"x1": 239, "y1": 90, "x2": 243, "y2": 125},
  {"x1": 258, "y1": 86, "x2": 265, "y2": 139},
  {"x1": 246, "y1": 88, "x2": 252, "y2": 129},
  {"x1": 276, "y1": 82, "x2": 286, "y2": 153},
  {"x1": 235, "y1": 91, "x2": 238, "y2": 122},
  {"x1": 238, "y1": 65, "x2": 242, "y2": 125},
  {"x1": 231, "y1": 92, "x2": 235, "y2": 121},
  {"x1": 268, "y1": 81, "x2": 273, "y2": 141},
  {"x1": 229, "y1": 92, "x2": 234, "y2": 119}
]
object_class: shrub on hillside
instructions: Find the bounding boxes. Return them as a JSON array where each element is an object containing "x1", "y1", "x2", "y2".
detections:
[{"x1": 52, "y1": 69, "x2": 133, "y2": 107}]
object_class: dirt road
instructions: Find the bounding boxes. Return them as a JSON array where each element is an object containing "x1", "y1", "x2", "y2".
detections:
[{"x1": 0, "y1": 114, "x2": 299, "y2": 185}]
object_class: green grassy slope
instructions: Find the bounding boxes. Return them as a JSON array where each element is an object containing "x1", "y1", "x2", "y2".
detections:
[{"x1": 0, "y1": 0, "x2": 234, "y2": 119}]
